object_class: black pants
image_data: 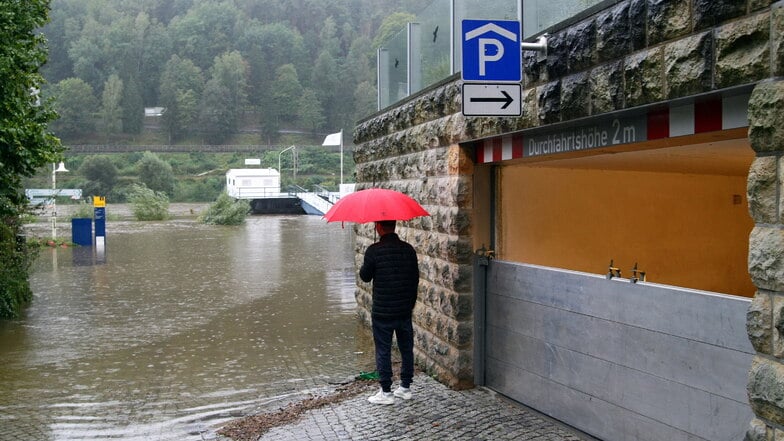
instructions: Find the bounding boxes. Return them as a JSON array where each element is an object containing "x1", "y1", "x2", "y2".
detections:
[{"x1": 372, "y1": 317, "x2": 414, "y2": 392}]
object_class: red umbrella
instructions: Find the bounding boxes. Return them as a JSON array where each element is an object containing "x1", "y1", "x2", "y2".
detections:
[{"x1": 323, "y1": 188, "x2": 430, "y2": 223}]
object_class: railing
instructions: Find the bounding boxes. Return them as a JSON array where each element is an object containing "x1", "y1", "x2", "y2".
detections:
[
  {"x1": 287, "y1": 185, "x2": 308, "y2": 196},
  {"x1": 287, "y1": 186, "x2": 333, "y2": 215},
  {"x1": 66, "y1": 145, "x2": 272, "y2": 153},
  {"x1": 228, "y1": 186, "x2": 284, "y2": 199}
]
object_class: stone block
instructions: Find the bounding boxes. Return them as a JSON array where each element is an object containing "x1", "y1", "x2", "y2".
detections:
[
  {"x1": 748, "y1": 81, "x2": 784, "y2": 154},
  {"x1": 413, "y1": 324, "x2": 473, "y2": 387},
  {"x1": 781, "y1": 156, "x2": 784, "y2": 221},
  {"x1": 560, "y1": 72, "x2": 591, "y2": 121},
  {"x1": 590, "y1": 61, "x2": 624, "y2": 114},
  {"x1": 443, "y1": 113, "x2": 471, "y2": 144},
  {"x1": 546, "y1": 32, "x2": 568, "y2": 80},
  {"x1": 748, "y1": 356, "x2": 784, "y2": 426},
  {"x1": 419, "y1": 283, "x2": 459, "y2": 319},
  {"x1": 664, "y1": 31, "x2": 713, "y2": 99},
  {"x1": 537, "y1": 81, "x2": 561, "y2": 125},
  {"x1": 716, "y1": 12, "x2": 771, "y2": 89},
  {"x1": 751, "y1": 0, "x2": 772, "y2": 11},
  {"x1": 523, "y1": 49, "x2": 545, "y2": 85},
  {"x1": 774, "y1": 294, "x2": 784, "y2": 358},
  {"x1": 521, "y1": 87, "x2": 539, "y2": 128},
  {"x1": 624, "y1": 47, "x2": 664, "y2": 107},
  {"x1": 565, "y1": 19, "x2": 597, "y2": 73},
  {"x1": 447, "y1": 144, "x2": 471, "y2": 176},
  {"x1": 749, "y1": 291, "x2": 772, "y2": 355},
  {"x1": 629, "y1": 0, "x2": 647, "y2": 51},
  {"x1": 774, "y1": 4, "x2": 784, "y2": 77},
  {"x1": 694, "y1": 0, "x2": 749, "y2": 30},
  {"x1": 647, "y1": 0, "x2": 692, "y2": 45},
  {"x1": 413, "y1": 83, "x2": 460, "y2": 125},
  {"x1": 749, "y1": 226, "x2": 784, "y2": 292},
  {"x1": 745, "y1": 418, "x2": 769, "y2": 441},
  {"x1": 747, "y1": 155, "x2": 780, "y2": 224},
  {"x1": 456, "y1": 293, "x2": 473, "y2": 321},
  {"x1": 596, "y1": 2, "x2": 631, "y2": 62}
]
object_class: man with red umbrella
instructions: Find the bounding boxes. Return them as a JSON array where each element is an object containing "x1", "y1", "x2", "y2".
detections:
[
  {"x1": 359, "y1": 220, "x2": 419, "y2": 405},
  {"x1": 324, "y1": 188, "x2": 428, "y2": 404}
]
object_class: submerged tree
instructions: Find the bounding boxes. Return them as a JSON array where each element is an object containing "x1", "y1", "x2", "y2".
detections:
[
  {"x1": 199, "y1": 192, "x2": 249, "y2": 225},
  {"x1": 128, "y1": 183, "x2": 170, "y2": 221}
]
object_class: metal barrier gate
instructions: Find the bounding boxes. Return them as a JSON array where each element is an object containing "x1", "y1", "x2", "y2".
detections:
[{"x1": 476, "y1": 259, "x2": 753, "y2": 441}]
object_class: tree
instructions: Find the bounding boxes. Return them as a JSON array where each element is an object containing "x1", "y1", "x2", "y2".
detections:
[
  {"x1": 310, "y1": 50, "x2": 340, "y2": 128},
  {"x1": 159, "y1": 55, "x2": 203, "y2": 142},
  {"x1": 199, "y1": 79, "x2": 233, "y2": 144},
  {"x1": 0, "y1": 0, "x2": 62, "y2": 318},
  {"x1": 209, "y1": 50, "x2": 249, "y2": 132},
  {"x1": 298, "y1": 88, "x2": 325, "y2": 131},
  {"x1": 51, "y1": 77, "x2": 98, "y2": 138},
  {"x1": 100, "y1": 74, "x2": 124, "y2": 137},
  {"x1": 168, "y1": 1, "x2": 242, "y2": 70},
  {"x1": 135, "y1": 12, "x2": 173, "y2": 106},
  {"x1": 80, "y1": 155, "x2": 118, "y2": 197},
  {"x1": 237, "y1": 21, "x2": 307, "y2": 141},
  {"x1": 137, "y1": 151, "x2": 175, "y2": 195},
  {"x1": 121, "y1": 74, "x2": 144, "y2": 134},
  {"x1": 271, "y1": 64, "x2": 303, "y2": 122}
]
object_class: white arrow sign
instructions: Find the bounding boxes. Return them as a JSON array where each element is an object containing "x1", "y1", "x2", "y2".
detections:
[{"x1": 462, "y1": 83, "x2": 522, "y2": 117}]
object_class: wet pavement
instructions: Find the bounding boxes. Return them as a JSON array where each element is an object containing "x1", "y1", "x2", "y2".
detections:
[{"x1": 217, "y1": 373, "x2": 594, "y2": 441}]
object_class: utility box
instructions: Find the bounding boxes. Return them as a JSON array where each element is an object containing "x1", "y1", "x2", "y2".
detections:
[{"x1": 71, "y1": 218, "x2": 92, "y2": 246}]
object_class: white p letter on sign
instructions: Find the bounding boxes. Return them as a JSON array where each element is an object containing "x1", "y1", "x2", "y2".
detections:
[{"x1": 478, "y1": 38, "x2": 504, "y2": 76}]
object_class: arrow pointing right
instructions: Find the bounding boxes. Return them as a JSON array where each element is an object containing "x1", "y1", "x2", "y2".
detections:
[
  {"x1": 462, "y1": 83, "x2": 521, "y2": 117},
  {"x1": 469, "y1": 90, "x2": 513, "y2": 109}
]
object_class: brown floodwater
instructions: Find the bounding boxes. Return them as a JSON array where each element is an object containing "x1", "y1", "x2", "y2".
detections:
[{"x1": 0, "y1": 214, "x2": 373, "y2": 440}]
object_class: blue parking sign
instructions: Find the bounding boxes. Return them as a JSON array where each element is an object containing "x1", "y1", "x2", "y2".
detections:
[{"x1": 462, "y1": 19, "x2": 521, "y2": 82}]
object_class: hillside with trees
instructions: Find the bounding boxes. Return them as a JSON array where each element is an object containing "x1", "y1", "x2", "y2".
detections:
[{"x1": 41, "y1": 0, "x2": 419, "y2": 145}]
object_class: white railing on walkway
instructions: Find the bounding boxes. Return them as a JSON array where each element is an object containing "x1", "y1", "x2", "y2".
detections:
[{"x1": 296, "y1": 191, "x2": 333, "y2": 215}]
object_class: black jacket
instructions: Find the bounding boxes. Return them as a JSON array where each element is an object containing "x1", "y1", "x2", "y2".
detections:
[{"x1": 359, "y1": 233, "x2": 419, "y2": 320}]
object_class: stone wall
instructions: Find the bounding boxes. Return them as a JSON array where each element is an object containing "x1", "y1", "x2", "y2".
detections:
[
  {"x1": 353, "y1": 85, "x2": 478, "y2": 388},
  {"x1": 353, "y1": 0, "x2": 782, "y2": 395},
  {"x1": 745, "y1": 79, "x2": 784, "y2": 440}
]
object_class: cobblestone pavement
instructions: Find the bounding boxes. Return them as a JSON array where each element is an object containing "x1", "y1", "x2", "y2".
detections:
[{"x1": 234, "y1": 373, "x2": 594, "y2": 441}]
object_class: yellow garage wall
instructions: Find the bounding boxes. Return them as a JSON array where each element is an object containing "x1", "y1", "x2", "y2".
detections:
[{"x1": 498, "y1": 165, "x2": 755, "y2": 297}]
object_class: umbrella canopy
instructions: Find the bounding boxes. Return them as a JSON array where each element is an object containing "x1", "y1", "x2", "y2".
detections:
[{"x1": 323, "y1": 188, "x2": 430, "y2": 223}]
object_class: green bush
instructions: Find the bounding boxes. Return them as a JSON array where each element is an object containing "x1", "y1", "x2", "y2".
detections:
[
  {"x1": 128, "y1": 184, "x2": 170, "y2": 221},
  {"x1": 0, "y1": 223, "x2": 35, "y2": 319},
  {"x1": 199, "y1": 192, "x2": 249, "y2": 225}
]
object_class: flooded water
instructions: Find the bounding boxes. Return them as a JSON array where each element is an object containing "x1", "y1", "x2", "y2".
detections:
[{"x1": 0, "y1": 214, "x2": 373, "y2": 440}]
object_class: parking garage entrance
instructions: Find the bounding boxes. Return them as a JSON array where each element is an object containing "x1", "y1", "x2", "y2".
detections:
[{"x1": 469, "y1": 88, "x2": 756, "y2": 441}]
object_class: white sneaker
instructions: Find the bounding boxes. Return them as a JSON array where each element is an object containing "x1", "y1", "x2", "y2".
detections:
[
  {"x1": 368, "y1": 389, "x2": 395, "y2": 405},
  {"x1": 393, "y1": 386, "x2": 412, "y2": 400}
]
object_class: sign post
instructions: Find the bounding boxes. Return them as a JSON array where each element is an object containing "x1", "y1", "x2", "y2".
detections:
[
  {"x1": 461, "y1": 19, "x2": 522, "y2": 117},
  {"x1": 93, "y1": 196, "x2": 106, "y2": 261}
]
